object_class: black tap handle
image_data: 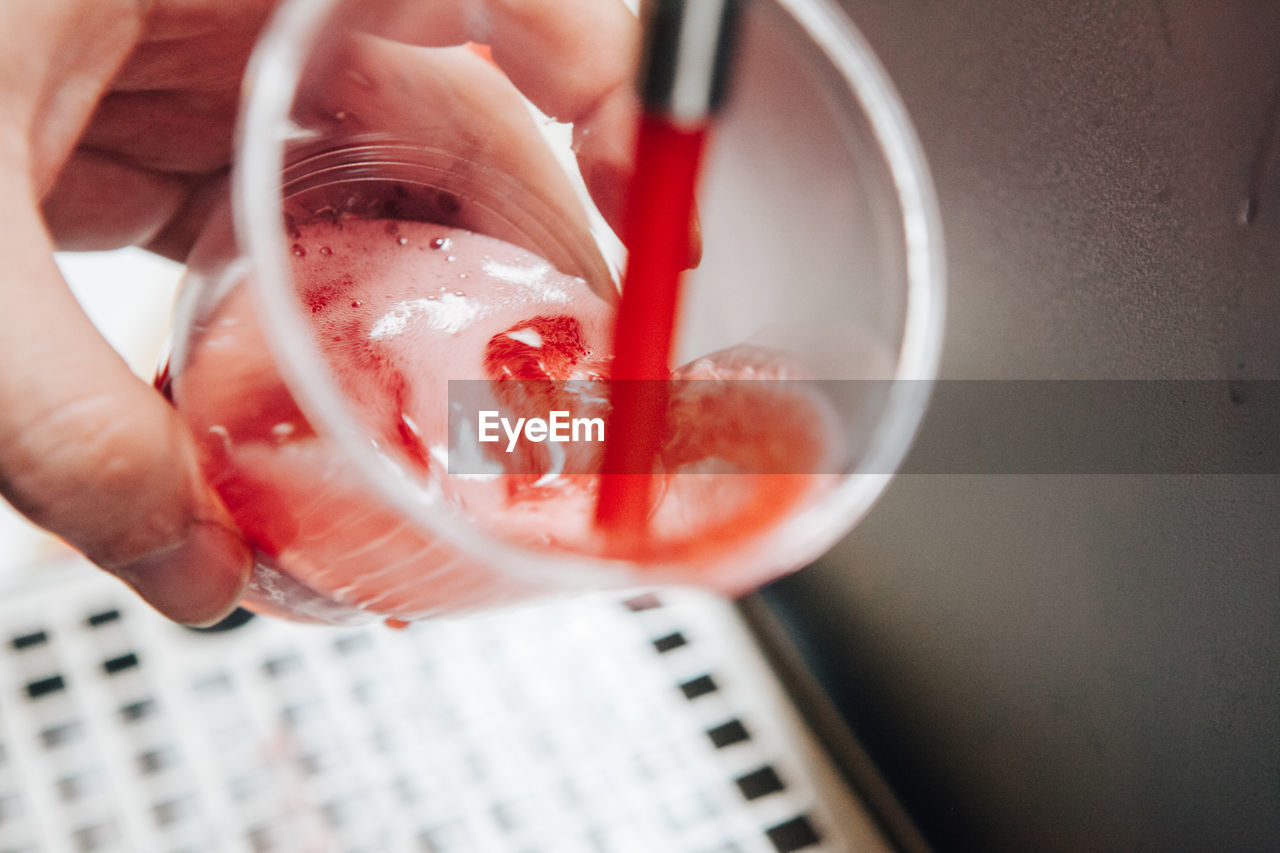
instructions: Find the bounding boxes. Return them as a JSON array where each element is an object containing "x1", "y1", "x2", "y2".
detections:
[{"x1": 639, "y1": 0, "x2": 743, "y2": 125}]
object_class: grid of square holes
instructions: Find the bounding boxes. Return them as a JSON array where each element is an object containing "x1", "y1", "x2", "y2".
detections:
[{"x1": 0, "y1": 564, "x2": 886, "y2": 853}]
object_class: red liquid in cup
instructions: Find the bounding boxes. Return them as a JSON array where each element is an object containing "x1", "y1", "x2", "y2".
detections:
[{"x1": 174, "y1": 217, "x2": 837, "y2": 623}]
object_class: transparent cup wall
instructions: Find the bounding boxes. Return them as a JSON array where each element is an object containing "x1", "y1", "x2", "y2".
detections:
[{"x1": 165, "y1": 0, "x2": 942, "y2": 624}]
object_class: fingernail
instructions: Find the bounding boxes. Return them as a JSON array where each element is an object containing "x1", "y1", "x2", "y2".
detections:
[
  {"x1": 111, "y1": 521, "x2": 252, "y2": 627},
  {"x1": 587, "y1": 160, "x2": 630, "y2": 237},
  {"x1": 687, "y1": 201, "x2": 703, "y2": 269}
]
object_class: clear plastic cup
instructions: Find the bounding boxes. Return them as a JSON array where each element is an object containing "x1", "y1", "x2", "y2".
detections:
[{"x1": 163, "y1": 0, "x2": 945, "y2": 624}]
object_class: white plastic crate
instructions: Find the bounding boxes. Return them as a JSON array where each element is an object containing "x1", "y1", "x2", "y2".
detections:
[{"x1": 0, "y1": 560, "x2": 888, "y2": 853}]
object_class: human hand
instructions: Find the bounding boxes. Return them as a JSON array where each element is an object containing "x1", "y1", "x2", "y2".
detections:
[{"x1": 0, "y1": 0, "x2": 640, "y2": 625}]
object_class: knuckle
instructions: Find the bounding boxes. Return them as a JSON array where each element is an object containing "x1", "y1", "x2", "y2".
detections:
[{"x1": 0, "y1": 388, "x2": 189, "y2": 555}]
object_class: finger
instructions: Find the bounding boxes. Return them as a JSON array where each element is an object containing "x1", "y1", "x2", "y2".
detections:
[
  {"x1": 299, "y1": 40, "x2": 579, "y2": 216},
  {"x1": 330, "y1": 0, "x2": 642, "y2": 237},
  {"x1": 335, "y1": 0, "x2": 639, "y2": 121},
  {"x1": 0, "y1": 168, "x2": 251, "y2": 625},
  {"x1": 40, "y1": 148, "x2": 190, "y2": 250},
  {"x1": 480, "y1": 0, "x2": 640, "y2": 127},
  {"x1": 0, "y1": 0, "x2": 144, "y2": 196},
  {"x1": 142, "y1": 169, "x2": 230, "y2": 262},
  {"x1": 79, "y1": 87, "x2": 239, "y2": 174},
  {"x1": 297, "y1": 38, "x2": 611, "y2": 285},
  {"x1": 471, "y1": 0, "x2": 705, "y2": 266},
  {"x1": 110, "y1": 0, "x2": 280, "y2": 93},
  {"x1": 475, "y1": 0, "x2": 644, "y2": 238}
]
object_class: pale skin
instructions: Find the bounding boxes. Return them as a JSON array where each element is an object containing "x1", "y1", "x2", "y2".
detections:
[{"x1": 0, "y1": 0, "x2": 641, "y2": 625}]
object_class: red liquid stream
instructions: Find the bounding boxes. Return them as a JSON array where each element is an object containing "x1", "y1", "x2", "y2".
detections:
[{"x1": 596, "y1": 115, "x2": 709, "y2": 541}]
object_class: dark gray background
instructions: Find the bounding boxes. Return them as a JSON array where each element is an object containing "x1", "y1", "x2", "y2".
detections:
[{"x1": 760, "y1": 1, "x2": 1280, "y2": 849}]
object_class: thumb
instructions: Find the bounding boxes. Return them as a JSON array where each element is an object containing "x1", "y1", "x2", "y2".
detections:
[{"x1": 0, "y1": 172, "x2": 251, "y2": 626}]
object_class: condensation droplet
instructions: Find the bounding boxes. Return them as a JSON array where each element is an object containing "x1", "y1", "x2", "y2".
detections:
[
  {"x1": 445, "y1": 255, "x2": 456, "y2": 262},
  {"x1": 319, "y1": 246, "x2": 332, "y2": 256},
  {"x1": 209, "y1": 424, "x2": 230, "y2": 445},
  {"x1": 351, "y1": 300, "x2": 363, "y2": 308},
  {"x1": 430, "y1": 237, "x2": 453, "y2": 250},
  {"x1": 397, "y1": 236, "x2": 408, "y2": 246},
  {"x1": 458, "y1": 272, "x2": 469, "y2": 279},
  {"x1": 291, "y1": 244, "x2": 306, "y2": 258}
]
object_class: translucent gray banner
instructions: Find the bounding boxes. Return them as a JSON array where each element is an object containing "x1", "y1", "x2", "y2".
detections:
[{"x1": 446, "y1": 380, "x2": 1280, "y2": 475}]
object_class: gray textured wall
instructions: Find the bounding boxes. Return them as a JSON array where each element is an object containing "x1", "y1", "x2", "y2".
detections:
[{"x1": 763, "y1": 2, "x2": 1280, "y2": 849}]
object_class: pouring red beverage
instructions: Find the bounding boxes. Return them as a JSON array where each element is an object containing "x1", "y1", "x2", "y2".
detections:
[{"x1": 162, "y1": 0, "x2": 943, "y2": 624}]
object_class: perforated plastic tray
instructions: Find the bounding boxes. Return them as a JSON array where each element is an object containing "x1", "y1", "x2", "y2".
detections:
[{"x1": 0, "y1": 559, "x2": 888, "y2": 853}]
